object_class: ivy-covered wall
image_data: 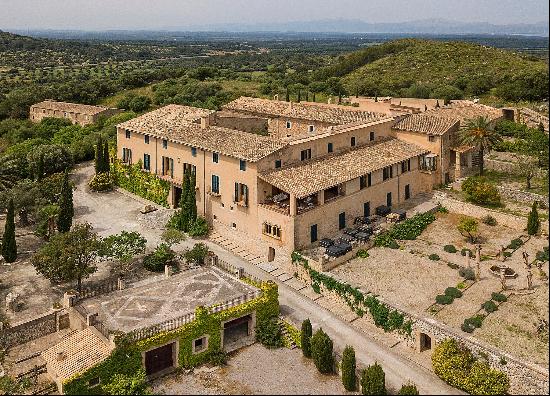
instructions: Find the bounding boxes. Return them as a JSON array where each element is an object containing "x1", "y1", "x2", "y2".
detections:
[
  {"x1": 63, "y1": 281, "x2": 279, "y2": 395},
  {"x1": 111, "y1": 160, "x2": 170, "y2": 208}
]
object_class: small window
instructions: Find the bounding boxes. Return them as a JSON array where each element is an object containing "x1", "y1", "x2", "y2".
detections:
[
  {"x1": 162, "y1": 139, "x2": 168, "y2": 149},
  {"x1": 275, "y1": 160, "x2": 282, "y2": 169},
  {"x1": 88, "y1": 377, "x2": 100, "y2": 388},
  {"x1": 370, "y1": 131, "x2": 375, "y2": 141},
  {"x1": 213, "y1": 152, "x2": 219, "y2": 163},
  {"x1": 240, "y1": 160, "x2": 246, "y2": 171},
  {"x1": 428, "y1": 135, "x2": 435, "y2": 142},
  {"x1": 300, "y1": 149, "x2": 312, "y2": 161},
  {"x1": 263, "y1": 223, "x2": 281, "y2": 239},
  {"x1": 351, "y1": 137, "x2": 356, "y2": 147},
  {"x1": 144, "y1": 135, "x2": 150, "y2": 144},
  {"x1": 193, "y1": 337, "x2": 207, "y2": 353},
  {"x1": 286, "y1": 121, "x2": 292, "y2": 129},
  {"x1": 234, "y1": 183, "x2": 249, "y2": 206},
  {"x1": 211, "y1": 175, "x2": 220, "y2": 194},
  {"x1": 327, "y1": 142, "x2": 333, "y2": 153},
  {"x1": 125, "y1": 131, "x2": 131, "y2": 139},
  {"x1": 367, "y1": 172, "x2": 372, "y2": 187},
  {"x1": 191, "y1": 147, "x2": 197, "y2": 157},
  {"x1": 143, "y1": 154, "x2": 151, "y2": 171},
  {"x1": 308, "y1": 125, "x2": 315, "y2": 133},
  {"x1": 360, "y1": 175, "x2": 367, "y2": 189},
  {"x1": 232, "y1": 223, "x2": 237, "y2": 229},
  {"x1": 383, "y1": 166, "x2": 393, "y2": 181}
]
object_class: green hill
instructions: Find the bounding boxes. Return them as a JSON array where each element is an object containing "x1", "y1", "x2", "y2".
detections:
[{"x1": 319, "y1": 39, "x2": 548, "y2": 102}]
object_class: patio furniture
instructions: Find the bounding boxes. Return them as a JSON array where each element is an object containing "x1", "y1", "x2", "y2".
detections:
[
  {"x1": 355, "y1": 232, "x2": 370, "y2": 242},
  {"x1": 393, "y1": 209, "x2": 407, "y2": 221},
  {"x1": 319, "y1": 238, "x2": 334, "y2": 248},
  {"x1": 376, "y1": 205, "x2": 391, "y2": 216},
  {"x1": 340, "y1": 235, "x2": 355, "y2": 244},
  {"x1": 344, "y1": 228, "x2": 359, "y2": 237}
]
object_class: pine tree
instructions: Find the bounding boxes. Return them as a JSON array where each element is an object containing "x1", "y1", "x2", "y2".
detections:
[
  {"x1": 342, "y1": 345, "x2": 357, "y2": 391},
  {"x1": 187, "y1": 170, "x2": 197, "y2": 226},
  {"x1": 102, "y1": 139, "x2": 110, "y2": 173},
  {"x1": 1, "y1": 198, "x2": 17, "y2": 263},
  {"x1": 95, "y1": 136, "x2": 104, "y2": 174},
  {"x1": 57, "y1": 171, "x2": 74, "y2": 233},
  {"x1": 527, "y1": 201, "x2": 540, "y2": 236},
  {"x1": 301, "y1": 319, "x2": 313, "y2": 358}
]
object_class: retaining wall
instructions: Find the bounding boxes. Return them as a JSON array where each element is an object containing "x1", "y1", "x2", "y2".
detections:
[{"x1": 0, "y1": 309, "x2": 69, "y2": 348}]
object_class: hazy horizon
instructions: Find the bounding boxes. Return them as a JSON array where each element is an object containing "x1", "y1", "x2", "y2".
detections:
[{"x1": 1, "y1": 0, "x2": 548, "y2": 31}]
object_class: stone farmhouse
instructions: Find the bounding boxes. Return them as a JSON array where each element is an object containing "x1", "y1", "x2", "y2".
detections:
[
  {"x1": 116, "y1": 97, "x2": 509, "y2": 257},
  {"x1": 30, "y1": 100, "x2": 121, "y2": 126}
]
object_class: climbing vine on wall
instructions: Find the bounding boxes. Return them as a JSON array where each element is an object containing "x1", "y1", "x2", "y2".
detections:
[
  {"x1": 111, "y1": 160, "x2": 170, "y2": 207},
  {"x1": 291, "y1": 252, "x2": 412, "y2": 336}
]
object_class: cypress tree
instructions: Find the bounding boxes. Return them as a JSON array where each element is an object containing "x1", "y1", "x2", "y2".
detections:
[
  {"x1": 342, "y1": 345, "x2": 357, "y2": 391},
  {"x1": 102, "y1": 139, "x2": 110, "y2": 173},
  {"x1": 297, "y1": 88, "x2": 301, "y2": 103},
  {"x1": 285, "y1": 87, "x2": 290, "y2": 102},
  {"x1": 187, "y1": 170, "x2": 197, "y2": 227},
  {"x1": 361, "y1": 363, "x2": 386, "y2": 395},
  {"x1": 311, "y1": 328, "x2": 334, "y2": 374},
  {"x1": 1, "y1": 198, "x2": 17, "y2": 263},
  {"x1": 301, "y1": 319, "x2": 313, "y2": 358},
  {"x1": 95, "y1": 136, "x2": 104, "y2": 174},
  {"x1": 527, "y1": 201, "x2": 540, "y2": 236},
  {"x1": 57, "y1": 171, "x2": 74, "y2": 233}
]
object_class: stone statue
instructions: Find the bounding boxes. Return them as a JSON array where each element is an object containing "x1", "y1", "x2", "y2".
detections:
[{"x1": 499, "y1": 268, "x2": 507, "y2": 291}]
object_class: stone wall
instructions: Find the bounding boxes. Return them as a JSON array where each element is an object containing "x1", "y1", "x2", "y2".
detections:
[
  {"x1": 496, "y1": 186, "x2": 547, "y2": 207},
  {"x1": 293, "y1": 262, "x2": 549, "y2": 395},
  {"x1": 0, "y1": 310, "x2": 67, "y2": 348},
  {"x1": 485, "y1": 158, "x2": 547, "y2": 178}
]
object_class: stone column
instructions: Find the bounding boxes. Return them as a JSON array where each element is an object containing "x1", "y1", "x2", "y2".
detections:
[{"x1": 290, "y1": 193, "x2": 297, "y2": 216}]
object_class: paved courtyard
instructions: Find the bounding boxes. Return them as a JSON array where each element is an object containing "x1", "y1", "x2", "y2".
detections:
[{"x1": 81, "y1": 267, "x2": 257, "y2": 332}]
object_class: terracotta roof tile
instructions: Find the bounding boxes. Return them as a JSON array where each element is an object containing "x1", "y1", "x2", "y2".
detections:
[
  {"x1": 223, "y1": 97, "x2": 388, "y2": 125},
  {"x1": 117, "y1": 104, "x2": 286, "y2": 162},
  {"x1": 393, "y1": 114, "x2": 459, "y2": 135},
  {"x1": 259, "y1": 137, "x2": 428, "y2": 199}
]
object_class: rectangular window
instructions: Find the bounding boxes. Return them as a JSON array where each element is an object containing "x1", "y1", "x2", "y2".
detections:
[
  {"x1": 387, "y1": 192, "x2": 392, "y2": 207},
  {"x1": 286, "y1": 121, "x2": 292, "y2": 129},
  {"x1": 360, "y1": 175, "x2": 367, "y2": 189},
  {"x1": 339, "y1": 212, "x2": 346, "y2": 230},
  {"x1": 240, "y1": 160, "x2": 246, "y2": 171},
  {"x1": 234, "y1": 183, "x2": 249, "y2": 206},
  {"x1": 428, "y1": 135, "x2": 435, "y2": 142},
  {"x1": 191, "y1": 147, "x2": 197, "y2": 157},
  {"x1": 367, "y1": 172, "x2": 372, "y2": 187},
  {"x1": 193, "y1": 337, "x2": 207, "y2": 353},
  {"x1": 125, "y1": 131, "x2": 131, "y2": 139},
  {"x1": 144, "y1": 135, "x2": 150, "y2": 144},
  {"x1": 308, "y1": 125, "x2": 315, "y2": 133},
  {"x1": 327, "y1": 142, "x2": 333, "y2": 153},
  {"x1": 364, "y1": 202, "x2": 370, "y2": 217},
  {"x1": 300, "y1": 149, "x2": 312, "y2": 161},
  {"x1": 263, "y1": 223, "x2": 281, "y2": 239},
  {"x1": 310, "y1": 224, "x2": 318, "y2": 243},
  {"x1": 162, "y1": 139, "x2": 168, "y2": 149},
  {"x1": 383, "y1": 166, "x2": 393, "y2": 181},
  {"x1": 183, "y1": 163, "x2": 196, "y2": 175},
  {"x1": 143, "y1": 154, "x2": 151, "y2": 171},
  {"x1": 351, "y1": 136, "x2": 356, "y2": 147},
  {"x1": 122, "y1": 148, "x2": 132, "y2": 164},
  {"x1": 213, "y1": 152, "x2": 219, "y2": 163},
  {"x1": 275, "y1": 160, "x2": 282, "y2": 168},
  {"x1": 405, "y1": 184, "x2": 411, "y2": 200},
  {"x1": 370, "y1": 131, "x2": 375, "y2": 141},
  {"x1": 211, "y1": 175, "x2": 220, "y2": 194}
]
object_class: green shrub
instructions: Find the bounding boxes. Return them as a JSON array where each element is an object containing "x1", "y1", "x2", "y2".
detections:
[
  {"x1": 341, "y1": 345, "x2": 357, "y2": 391},
  {"x1": 459, "y1": 267, "x2": 475, "y2": 281},
  {"x1": 507, "y1": 238, "x2": 524, "y2": 250},
  {"x1": 527, "y1": 202, "x2": 540, "y2": 236},
  {"x1": 188, "y1": 216, "x2": 209, "y2": 237},
  {"x1": 461, "y1": 177, "x2": 501, "y2": 206},
  {"x1": 301, "y1": 319, "x2": 313, "y2": 358},
  {"x1": 482, "y1": 300, "x2": 498, "y2": 313},
  {"x1": 429, "y1": 253, "x2": 440, "y2": 261},
  {"x1": 361, "y1": 362, "x2": 386, "y2": 395},
  {"x1": 436, "y1": 294, "x2": 454, "y2": 305},
  {"x1": 143, "y1": 243, "x2": 174, "y2": 272},
  {"x1": 460, "y1": 248, "x2": 473, "y2": 257},
  {"x1": 207, "y1": 350, "x2": 228, "y2": 366},
  {"x1": 463, "y1": 315, "x2": 485, "y2": 333},
  {"x1": 482, "y1": 215, "x2": 497, "y2": 226},
  {"x1": 444, "y1": 287, "x2": 463, "y2": 298},
  {"x1": 491, "y1": 292, "x2": 507, "y2": 302},
  {"x1": 536, "y1": 247, "x2": 549, "y2": 262},
  {"x1": 311, "y1": 328, "x2": 334, "y2": 374},
  {"x1": 182, "y1": 243, "x2": 209, "y2": 266},
  {"x1": 356, "y1": 249, "x2": 370, "y2": 258},
  {"x1": 88, "y1": 172, "x2": 113, "y2": 192},
  {"x1": 437, "y1": 206, "x2": 449, "y2": 214},
  {"x1": 312, "y1": 282, "x2": 321, "y2": 294},
  {"x1": 374, "y1": 213, "x2": 435, "y2": 248},
  {"x1": 456, "y1": 282, "x2": 466, "y2": 290},
  {"x1": 386, "y1": 310, "x2": 405, "y2": 331},
  {"x1": 398, "y1": 382, "x2": 419, "y2": 395},
  {"x1": 469, "y1": 315, "x2": 485, "y2": 328},
  {"x1": 388, "y1": 239, "x2": 400, "y2": 249},
  {"x1": 101, "y1": 369, "x2": 150, "y2": 395},
  {"x1": 443, "y1": 245, "x2": 457, "y2": 253},
  {"x1": 447, "y1": 262, "x2": 459, "y2": 270},
  {"x1": 461, "y1": 320, "x2": 475, "y2": 333},
  {"x1": 503, "y1": 251, "x2": 512, "y2": 258},
  {"x1": 256, "y1": 318, "x2": 283, "y2": 348}
]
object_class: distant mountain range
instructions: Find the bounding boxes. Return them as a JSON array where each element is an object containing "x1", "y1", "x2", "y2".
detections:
[{"x1": 184, "y1": 18, "x2": 549, "y2": 36}]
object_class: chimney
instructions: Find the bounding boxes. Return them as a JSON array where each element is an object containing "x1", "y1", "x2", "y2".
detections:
[
  {"x1": 200, "y1": 116, "x2": 210, "y2": 129},
  {"x1": 273, "y1": 94, "x2": 279, "y2": 101}
]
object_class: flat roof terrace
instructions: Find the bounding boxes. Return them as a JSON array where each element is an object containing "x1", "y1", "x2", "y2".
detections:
[{"x1": 78, "y1": 267, "x2": 259, "y2": 333}]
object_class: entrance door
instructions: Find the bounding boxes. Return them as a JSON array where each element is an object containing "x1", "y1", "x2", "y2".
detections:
[
  {"x1": 405, "y1": 185, "x2": 410, "y2": 200},
  {"x1": 338, "y1": 212, "x2": 346, "y2": 230},
  {"x1": 174, "y1": 186, "x2": 182, "y2": 208},
  {"x1": 386, "y1": 192, "x2": 392, "y2": 207},
  {"x1": 364, "y1": 202, "x2": 370, "y2": 217},
  {"x1": 223, "y1": 315, "x2": 252, "y2": 347},
  {"x1": 144, "y1": 343, "x2": 175, "y2": 376},
  {"x1": 419, "y1": 333, "x2": 432, "y2": 352},
  {"x1": 310, "y1": 224, "x2": 318, "y2": 243}
]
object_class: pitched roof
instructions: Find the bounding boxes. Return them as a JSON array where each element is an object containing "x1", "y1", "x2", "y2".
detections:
[
  {"x1": 42, "y1": 328, "x2": 112, "y2": 381},
  {"x1": 426, "y1": 101, "x2": 504, "y2": 123},
  {"x1": 117, "y1": 104, "x2": 286, "y2": 162},
  {"x1": 31, "y1": 100, "x2": 114, "y2": 116},
  {"x1": 393, "y1": 114, "x2": 459, "y2": 135},
  {"x1": 223, "y1": 97, "x2": 388, "y2": 125},
  {"x1": 259, "y1": 138, "x2": 428, "y2": 199}
]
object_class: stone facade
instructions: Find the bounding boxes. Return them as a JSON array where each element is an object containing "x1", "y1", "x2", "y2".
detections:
[
  {"x1": 30, "y1": 100, "x2": 121, "y2": 126},
  {"x1": 0, "y1": 309, "x2": 68, "y2": 348}
]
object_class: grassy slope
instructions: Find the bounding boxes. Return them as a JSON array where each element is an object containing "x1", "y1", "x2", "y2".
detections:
[{"x1": 340, "y1": 39, "x2": 547, "y2": 95}]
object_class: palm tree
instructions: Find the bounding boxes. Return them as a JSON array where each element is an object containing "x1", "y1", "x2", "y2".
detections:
[{"x1": 459, "y1": 116, "x2": 502, "y2": 176}]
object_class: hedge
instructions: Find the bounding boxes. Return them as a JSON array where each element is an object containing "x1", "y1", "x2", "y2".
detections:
[
  {"x1": 443, "y1": 245, "x2": 457, "y2": 253},
  {"x1": 374, "y1": 212, "x2": 435, "y2": 248},
  {"x1": 63, "y1": 281, "x2": 279, "y2": 394},
  {"x1": 491, "y1": 292, "x2": 507, "y2": 302},
  {"x1": 482, "y1": 300, "x2": 498, "y2": 313},
  {"x1": 111, "y1": 160, "x2": 170, "y2": 207},
  {"x1": 436, "y1": 294, "x2": 454, "y2": 305},
  {"x1": 432, "y1": 339, "x2": 509, "y2": 395},
  {"x1": 444, "y1": 287, "x2": 463, "y2": 299}
]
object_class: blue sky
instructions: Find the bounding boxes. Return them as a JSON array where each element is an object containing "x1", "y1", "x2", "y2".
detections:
[{"x1": 1, "y1": 0, "x2": 548, "y2": 30}]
